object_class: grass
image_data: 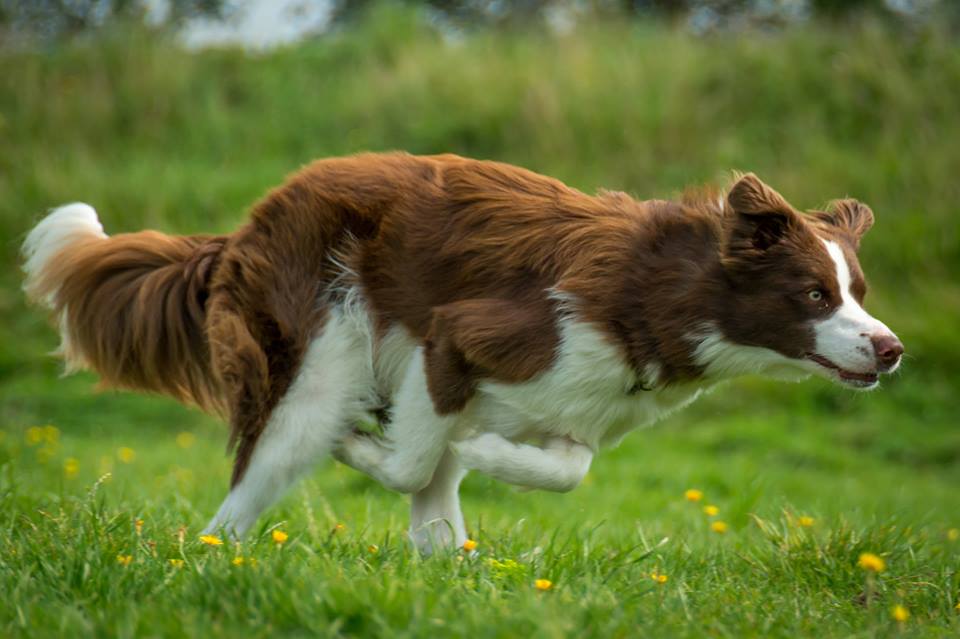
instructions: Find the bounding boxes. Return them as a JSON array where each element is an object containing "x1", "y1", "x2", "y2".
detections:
[{"x1": 1, "y1": 9, "x2": 960, "y2": 637}]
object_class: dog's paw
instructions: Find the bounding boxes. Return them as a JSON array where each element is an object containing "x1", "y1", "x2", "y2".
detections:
[{"x1": 333, "y1": 430, "x2": 388, "y2": 470}]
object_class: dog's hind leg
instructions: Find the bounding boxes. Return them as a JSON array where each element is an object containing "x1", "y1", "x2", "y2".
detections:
[
  {"x1": 334, "y1": 349, "x2": 459, "y2": 494},
  {"x1": 204, "y1": 312, "x2": 369, "y2": 538}
]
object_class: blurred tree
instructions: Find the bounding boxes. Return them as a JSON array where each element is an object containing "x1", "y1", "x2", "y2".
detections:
[
  {"x1": 0, "y1": 0, "x2": 224, "y2": 41},
  {"x1": 330, "y1": 0, "x2": 947, "y2": 26}
]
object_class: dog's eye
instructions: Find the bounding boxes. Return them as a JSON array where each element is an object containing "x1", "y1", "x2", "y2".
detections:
[{"x1": 808, "y1": 289, "x2": 824, "y2": 301}]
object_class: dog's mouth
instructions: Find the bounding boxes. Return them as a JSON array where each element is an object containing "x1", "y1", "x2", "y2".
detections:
[{"x1": 805, "y1": 354, "x2": 879, "y2": 388}]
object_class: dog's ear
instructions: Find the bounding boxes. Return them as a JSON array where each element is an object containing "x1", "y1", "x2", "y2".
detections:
[
  {"x1": 725, "y1": 173, "x2": 800, "y2": 253},
  {"x1": 812, "y1": 199, "x2": 874, "y2": 249}
]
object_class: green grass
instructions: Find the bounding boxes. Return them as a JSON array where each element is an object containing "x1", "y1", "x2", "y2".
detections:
[{"x1": 2, "y1": 10, "x2": 960, "y2": 637}]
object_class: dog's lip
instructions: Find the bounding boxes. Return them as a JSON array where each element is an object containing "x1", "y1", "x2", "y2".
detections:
[{"x1": 805, "y1": 354, "x2": 879, "y2": 385}]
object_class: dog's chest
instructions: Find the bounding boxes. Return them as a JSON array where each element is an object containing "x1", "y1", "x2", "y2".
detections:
[{"x1": 470, "y1": 320, "x2": 705, "y2": 449}]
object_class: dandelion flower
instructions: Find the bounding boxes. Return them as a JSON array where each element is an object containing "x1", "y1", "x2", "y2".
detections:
[
  {"x1": 798, "y1": 516, "x2": 815, "y2": 527},
  {"x1": 199, "y1": 535, "x2": 223, "y2": 547},
  {"x1": 703, "y1": 505, "x2": 719, "y2": 517},
  {"x1": 948, "y1": 528, "x2": 959, "y2": 542},
  {"x1": 857, "y1": 552, "x2": 885, "y2": 572},
  {"x1": 63, "y1": 458, "x2": 80, "y2": 479},
  {"x1": 650, "y1": 572, "x2": 668, "y2": 584},
  {"x1": 462, "y1": 539, "x2": 478, "y2": 552},
  {"x1": 25, "y1": 426, "x2": 44, "y2": 446},
  {"x1": 117, "y1": 447, "x2": 136, "y2": 464},
  {"x1": 334, "y1": 523, "x2": 346, "y2": 532},
  {"x1": 232, "y1": 557, "x2": 245, "y2": 566},
  {"x1": 116, "y1": 554, "x2": 133, "y2": 566},
  {"x1": 711, "y1": 521, "x2": 728, "y2": 534},
  {"x1": 272, "y1": 530, "x2": 288, "y2": 545},
  {"x1": 534, "y1": 579, "x2": 553, "y2": 591},
  {"x1": 367, "y1": 544, "x2": 379, "y2": 554},
  {"x1": 43, "y1": 425, "x2": 59, "y2": 444},
  {"x1": 175, "y1": 432, "x2": 196, "y2": 449},
  {"x1": 169, "y1": 559, "x2": 184, "y2": 568},
  {"x1": 684, "y1": 489, "x2": 703, "y2": 502},
  {"x1": 891, "y1": 605, "x2": 909, "y2": 622}
]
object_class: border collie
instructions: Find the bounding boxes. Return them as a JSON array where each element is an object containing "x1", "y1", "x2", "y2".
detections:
[{"x1": 22, "y1": 153, "x2": 902, "y2": 552}]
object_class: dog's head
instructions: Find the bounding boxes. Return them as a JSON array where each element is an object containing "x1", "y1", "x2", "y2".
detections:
[{"x1": 708, "y1": 173, "x2": 902, "y2": 390}]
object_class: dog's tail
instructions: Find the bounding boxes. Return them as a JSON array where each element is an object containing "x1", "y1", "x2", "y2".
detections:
[{"x1": 22, "y1": 203, "x2": 228, "y2": 411}]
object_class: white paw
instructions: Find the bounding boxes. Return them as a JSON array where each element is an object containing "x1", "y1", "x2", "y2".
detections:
[{"x1": 335, "y1": 432, "x2": 388, "y2": 470}]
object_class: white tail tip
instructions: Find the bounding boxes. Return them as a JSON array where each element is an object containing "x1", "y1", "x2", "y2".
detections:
[{"x1": 22, "y1": 202, "x2": 107, "y2": 306}]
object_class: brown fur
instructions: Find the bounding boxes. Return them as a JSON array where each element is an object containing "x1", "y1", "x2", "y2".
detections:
[
  {"x1": 25, "y1": 230, "x2": 227, "y2": 411},
  {"x1": 24, "y1": 153, "x2": 875, "y2": 486}
]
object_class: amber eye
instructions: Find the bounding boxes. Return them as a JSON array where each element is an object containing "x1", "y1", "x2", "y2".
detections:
[{"x1": 808, "y1": 289, "x2": 824, "y2": 301}]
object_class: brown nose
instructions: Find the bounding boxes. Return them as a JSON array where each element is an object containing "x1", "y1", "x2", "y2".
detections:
[{"x1": 871, "y1": 333, "x2": 904, "y2": 369}]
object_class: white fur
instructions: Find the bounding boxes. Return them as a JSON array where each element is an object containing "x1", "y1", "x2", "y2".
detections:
[
  {"x1": 466, "y1": 318, "x2": 704, "y2": 450},
  {"x1": 408, "y1": 451, "x2": 468, "y2": 555},
  {"x1": 204, "y1": 308, "x2": 373, "y2": 537},
  {"x1": 334, "y1": 348, "x2": 460, "y2": 494},
  {"x1": 813, "y1": 240, "x2": 896, "y2": 374},
  {"x1": 692, "y1": 325, "x2": 811, "y2": 383},
  {"x1": 452, "y1": 433, "x2": 593, "y2": 493},
  {"x1": 22, "y1": 203, "x2": 106, "y2": 304},
  {"x1": 336, "y1": 316, "x2": 705, "y2": 506},
  {"x1": 21, "y1": 203, "x2": 108, "y2": 369}
]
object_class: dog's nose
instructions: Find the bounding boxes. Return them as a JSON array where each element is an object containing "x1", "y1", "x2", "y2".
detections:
[{"x1": 871, "y1": 333, "x2": 904, "y2": 370}]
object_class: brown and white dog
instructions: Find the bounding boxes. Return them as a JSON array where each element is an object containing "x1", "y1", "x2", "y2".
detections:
[{"x1": 22, "y1": 153, "x2": 903, "y2": 552}]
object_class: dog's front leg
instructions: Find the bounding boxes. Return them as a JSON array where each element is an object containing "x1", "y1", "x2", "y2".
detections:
[
  {"x1": 409, "y1": 450, "x2": 468, "y2": 555},
  {"x1": 451, "y1": 433, "x2": 593, "y2": 492}
]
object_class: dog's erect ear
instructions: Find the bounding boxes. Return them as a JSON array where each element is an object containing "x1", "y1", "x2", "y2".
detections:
[
  {"x1": 725, "y1": 173, "x2": 800, "y2": 253},
  {"x1": 812, "y1": 199, "x2": 874, "y2": 249}
]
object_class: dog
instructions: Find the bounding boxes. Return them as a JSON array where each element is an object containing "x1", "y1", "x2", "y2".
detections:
[{"x1": 22, "y1": 152, "x2": 903, "y2": 553}]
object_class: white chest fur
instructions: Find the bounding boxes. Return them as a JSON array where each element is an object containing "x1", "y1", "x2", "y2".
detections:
[{"x1": 466, "y1": 320, "x2": 706, "y2": 450}]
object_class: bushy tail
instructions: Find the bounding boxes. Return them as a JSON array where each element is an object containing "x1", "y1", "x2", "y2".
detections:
[{"x1": 22, "y1": 203, "x2": 228, "y2": 411}]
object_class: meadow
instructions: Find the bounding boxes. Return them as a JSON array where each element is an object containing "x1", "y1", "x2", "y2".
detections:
[{"x1": 1, "y1": 9, "x2": 959, "y2": 637}]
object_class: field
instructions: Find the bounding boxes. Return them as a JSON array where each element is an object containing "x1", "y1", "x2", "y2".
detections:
[{"x1": 1, "y1": 10, "x2": 960, "y2": 637}]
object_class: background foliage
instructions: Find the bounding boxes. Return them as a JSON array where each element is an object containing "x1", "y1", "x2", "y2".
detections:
[{"x1": 1, "y1": 4, "x2": 959, "y2": 637}]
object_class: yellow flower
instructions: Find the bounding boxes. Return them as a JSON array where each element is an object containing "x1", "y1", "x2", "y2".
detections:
[
  {"x1": 684, "y1": 489, "x2": 704, "y2": 502},
  {"x1": 272, "y1": 530, "x2": 289, "y2": 545},
  {"x1": 116, "y1": 554, "x2": 133, "y2": 566},
  {"x1": 488, "y1": 558, "x2": 524, "y2": 575},
  {"x1": 334, "y1": 523, "x2": 346, "y2": 532},
  {"x1": 199, "y1": 535, "x2": 223, "y2": 547},
  {"x1": 175, "y1": 432, "x2": 196, "y2": 449},
  {"x1": 798, "y1": 516, "x2": 815, "y2": 527},
  {"x1": 367, "y1": 544, "x2": 379, "y2": 554},
  {"x1": 947, "y1": 528, "x2": 959, "y2": 541},
  {"x1": 891, "y1": 605, "x2": 909, "y2": 622},
  {"x1": 232, "y1": 557, "x2": 245, "y2": 566},
  {"x1": 117, "y1": 447, "x2": 136, "y2": 464},
  {"x1": 462, "y1": 539, "x2": 478, "y2": 552},
  {"x1": 135, "y1": 519, "x2": 144, "y2": 535},
  {"x1": 857, "y1": 552, "x2": 885, "y2": 573},
  {"x1": 25, "y1": 426, "x2": 44, "y2": 446},
  {"x1": 534, "y1": 579, "x2": 553, "y2": 591},
  {"x1": 711, "y1": 521, "x2": 728, "y2": 534},
  {"x1": 703, "y1": 505, "x2": 719, "y2": 517},
  {"x1": 63, "y1": 457, "x2": 80, "y2": 479},
  {"x1": 650, "y1": 572, "x2": 668, "y2": 584},
  {"x1": 169, "y1": 559, "x2": 184, "y2": 568},
  {"x1": 955, "y1": 601, "x2": 960, "y2": 611}
]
